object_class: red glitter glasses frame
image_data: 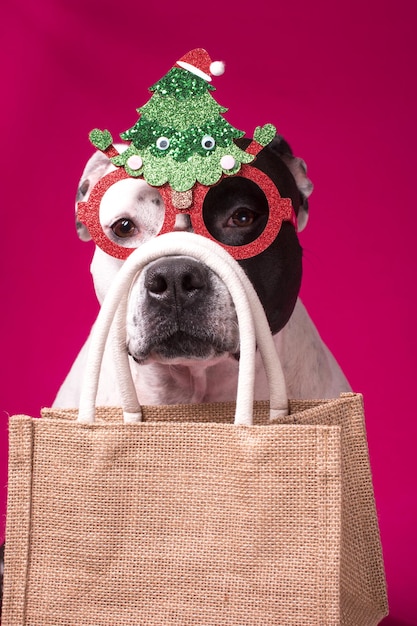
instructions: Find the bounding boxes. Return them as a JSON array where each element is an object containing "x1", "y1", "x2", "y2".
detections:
[{"x1": 77, "y1": 165, "x2": 296, "y2": 261}]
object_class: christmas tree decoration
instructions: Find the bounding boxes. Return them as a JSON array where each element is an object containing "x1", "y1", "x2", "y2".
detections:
[
  {"x1": 79, "y1": 49, "x2": 296, "y2": 261},
  {"x1": 89, "y1": 48, "x2": 276, "y2": 191},
  {"x1": 114, "y1": 71, "x2": 255, "y2": 189}
]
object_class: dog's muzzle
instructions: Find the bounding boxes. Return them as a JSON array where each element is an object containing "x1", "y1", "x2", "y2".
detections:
[{"x1": 126, "y1": 256, "x2": 239, "y2": 363}]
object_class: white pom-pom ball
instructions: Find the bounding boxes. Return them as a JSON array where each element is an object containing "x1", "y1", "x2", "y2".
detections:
[{"x1": 210, "y1": 60, "x2": 225, "y2": 76}]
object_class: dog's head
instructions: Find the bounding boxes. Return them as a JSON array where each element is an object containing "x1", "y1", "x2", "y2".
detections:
[{"x1": 76, "y1": 135, "x2": 312, "y2": 365}]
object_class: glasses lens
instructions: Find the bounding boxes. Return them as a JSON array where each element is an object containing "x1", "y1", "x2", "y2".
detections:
[
  {"x1": 77, "y1": 171, "x2": 168, "y2": 260},
  {"x1": 202, "y1": 177, "x2": 269, "y2": 248}
]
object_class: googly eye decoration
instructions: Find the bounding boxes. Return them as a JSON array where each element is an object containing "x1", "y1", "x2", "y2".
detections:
[
  {"x1": 156, "y1": 136, "x2": 170, "y2": 151},
  {"x1": 201, "y1": 135, "x2": 216, "y2": 150}
]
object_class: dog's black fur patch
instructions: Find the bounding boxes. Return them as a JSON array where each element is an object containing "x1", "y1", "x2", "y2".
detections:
[{"x1": 208, "y1": 138, "x2": 304, "y2": 335}]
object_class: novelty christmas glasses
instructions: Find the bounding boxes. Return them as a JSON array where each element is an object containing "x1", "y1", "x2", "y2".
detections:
[{"x1": 77, "y1": 49, "x2": 297, "y2": 261}]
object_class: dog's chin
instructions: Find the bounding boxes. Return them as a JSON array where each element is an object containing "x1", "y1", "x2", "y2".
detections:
[{"x1": 128, "y1": 332, "x2": 236, "y2": 366}]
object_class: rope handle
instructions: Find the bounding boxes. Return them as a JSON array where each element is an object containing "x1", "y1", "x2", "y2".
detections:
[{"x1": 77, "y1": 233, "x2": 288, "y2": 425}]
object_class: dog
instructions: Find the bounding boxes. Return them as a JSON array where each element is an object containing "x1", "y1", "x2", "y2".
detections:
[
  {"x1": 0, "y1": 135, "x2": 351, "y2": 614},
  {"x1": 54, "y1": 134, "x2": 351, "y2": 408}
]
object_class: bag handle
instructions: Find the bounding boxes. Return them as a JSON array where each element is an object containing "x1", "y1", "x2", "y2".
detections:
[
  {"x1": 77, "y1": 232, "x2": 288, "y2": 425},
  {"x1": 110, "y1": 233, "x2": 288, "y2": 424}
]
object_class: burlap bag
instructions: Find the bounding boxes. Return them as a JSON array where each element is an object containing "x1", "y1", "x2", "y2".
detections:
[{"x1": 2, "y1": 234, "x2": 388, "y2": 625}]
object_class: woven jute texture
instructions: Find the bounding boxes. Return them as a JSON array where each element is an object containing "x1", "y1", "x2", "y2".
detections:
[{"x1": 3, "y1": 394, "x2": 388, "y2": 625}]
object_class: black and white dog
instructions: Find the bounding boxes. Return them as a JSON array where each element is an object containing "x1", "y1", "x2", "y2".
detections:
[
  {"x1": 54, "y1": 135, "x2": 350, "y2": 407},
  {"x1": 0, "y1": 135, "x2": 350, "y2": 613}
]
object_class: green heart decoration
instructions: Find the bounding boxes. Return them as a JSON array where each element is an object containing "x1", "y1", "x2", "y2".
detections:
[{"x1": 89, "y1": 129, "x2": 114, "y2": 151}]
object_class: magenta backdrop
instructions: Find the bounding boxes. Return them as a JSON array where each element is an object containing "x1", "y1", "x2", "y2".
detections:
[{"x1": 1, "y1": 1, "x2": 416, "y2": 623}]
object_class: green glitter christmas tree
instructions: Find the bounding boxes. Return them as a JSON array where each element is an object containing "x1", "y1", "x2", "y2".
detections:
[{"x1": 89, "y1": 49, "x2": 276, "y2": 195}]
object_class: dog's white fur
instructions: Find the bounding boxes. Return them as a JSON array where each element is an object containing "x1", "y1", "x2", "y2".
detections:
[{"x1": 54, "y1": 149, "x2": 350, "y2": 408}]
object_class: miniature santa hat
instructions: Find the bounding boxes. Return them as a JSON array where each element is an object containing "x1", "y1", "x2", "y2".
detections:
[{"x1": 176, "y1": 48, "x2": 225, "y2": 82}]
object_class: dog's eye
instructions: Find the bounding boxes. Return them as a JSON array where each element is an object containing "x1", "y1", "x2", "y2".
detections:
[
  {"x1": 111, "y1": 218, "x2": 137, "y2": 238},
  {"x1": 227, "y1": 208, "x2": 256, "y2": 228}
]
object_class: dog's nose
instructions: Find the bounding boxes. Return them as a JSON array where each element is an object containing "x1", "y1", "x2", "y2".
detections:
[{"x1": 144, "y1": 257, "x2": 210, "y2": 308}]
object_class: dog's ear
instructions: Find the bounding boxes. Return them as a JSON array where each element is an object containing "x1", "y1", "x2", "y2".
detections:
[
  {"x1": 266, "y1": 134, "x2": 313, "y2": 232},
  {"x1": 75, "y1": 144, "x2": 127, "y2": 241}
]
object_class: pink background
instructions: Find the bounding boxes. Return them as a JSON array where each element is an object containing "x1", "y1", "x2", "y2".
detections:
[{"x1": 1, "y1": 1, "x2": 416, "y2": 623}]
